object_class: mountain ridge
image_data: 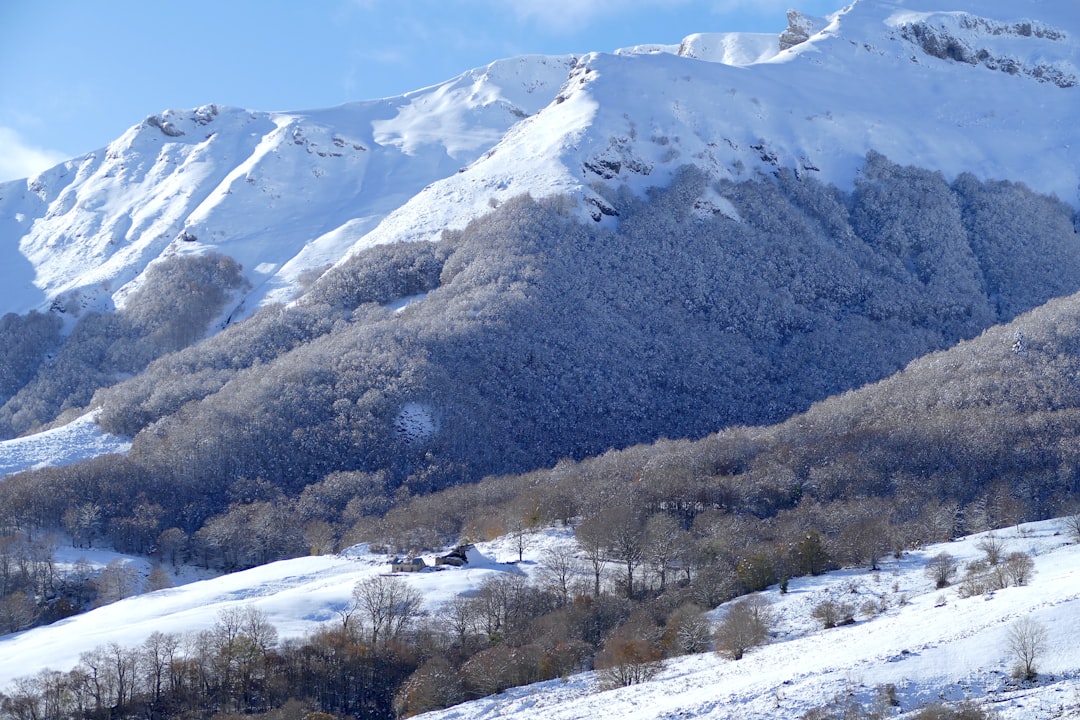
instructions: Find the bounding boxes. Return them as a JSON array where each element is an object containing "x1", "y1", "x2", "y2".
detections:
[
  {"x1": 3, "y1": 0, "x2": 1078, "y2": 330},
  {"x1": 0, "y1": 54, "x2": 577, "y2": 323}
]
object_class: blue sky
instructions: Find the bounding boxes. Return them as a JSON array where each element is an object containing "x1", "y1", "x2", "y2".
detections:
[{"x1": 0, "y1": 0, "x2": 841, "y2": 182}]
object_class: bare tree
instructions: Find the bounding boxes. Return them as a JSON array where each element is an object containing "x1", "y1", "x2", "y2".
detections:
[
  {"x1": 394, "y1": 655, "x2": 464, "y2": 718},
  {"x1": 302, "y1": 519, "x2": 337, "y2": 556},
  {"x1": 1002, "y1": 551, "x2": 1035, "y2": 586},
  {"x1": 507, "y1": 495, "x2": 541, "y2": 563},
  {"x1": 574, "y1": 514, "x2": 610, "y2": 597},
  {"x1": 836, "y1": 516, "x2": 893, "y2": 570},
  {"x1": 976, "y1": 533, "x2": 1005, "y2": 566},
  {"x1": 536, "y1": 543, "x2": 582, "y2": 604},
  {"x1": 0, "y1": 591, "x2": 37, "y2": 633},
  {"x1": 63, "y1": 502, "x2": 102, "y2": 548},
  {"x1": 644, "y1": 513, "x2": 682, "y2": 593},
  {"x1": 436, "y1": 595, "x2": 481, "y2": 648},
  {"x1": 351, "y1": 575, "x2": 424, "y2": 648},
  {"x1": 472, "y1": 574, "x2": 527, "y2": 642},
  {"x1": 156, "y1": 527, "x2": 188, "y2": 567},
  {"x1": 595, "y1": 613, "x2": 665, "y2": 688},
  {"x1": 587, "y1": 503, "x2": 647, "y2": 598},
  {"x1": 1007, "y1": 617, "x2": 1047, "y2": 681},
  {"x1": 140, "y1": 631, "x2": 181, "y2": 705},
  {"x1": 93, "y1": 559, "x2": 139, "y2": 606},
  {"x1": 1062, "y1": 512, "x2": 1080, "y2": 544},
  {"x1": 210, "y1": 605, "x2": 279, "y2": 709},
  {"x1": 145, "y1": 564, "x2": 173, "y2": 592}
]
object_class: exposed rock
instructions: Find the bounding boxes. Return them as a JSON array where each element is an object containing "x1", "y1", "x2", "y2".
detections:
[
  {"x1": 780, "y1": 10, "x2": 827, "y2": 51},
  {"x1": 899, "y1": 18, "x2": 1077, "y2": 88}
]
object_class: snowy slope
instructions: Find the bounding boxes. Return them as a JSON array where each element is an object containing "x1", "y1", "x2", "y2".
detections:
[
  {"x1": 0, "y1": 55, "x2": 575, "y2": 320},
  {"x1": 2, "y1": 0, "x2": 1077, "y2": 329},
  {"x1": 0, "y1": 532, "x2": 562, "y2": 689},
  {"x1": 355, "y1": 0, "x2": 1080, "y2": 251},
  {"x1": 1, "y1": 521, "x2": 1077, "y2": 720},
  {"x1": 0, "y1": 412, "x2": 130, "y2": 477},
  {"x1": 419, "y1": 521, "x2": 1080, "y2": 720}
]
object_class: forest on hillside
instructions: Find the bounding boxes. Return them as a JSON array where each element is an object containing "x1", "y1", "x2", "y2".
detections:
[{"x1": 2, "y1": 154, "x2": 1080, "y2": 633}]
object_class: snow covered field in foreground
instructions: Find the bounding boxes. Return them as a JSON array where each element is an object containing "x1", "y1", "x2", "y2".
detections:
[
  {"x1": 2, "y1": 519, "x2": 1078, "y2": 719},
  {"x1": 422, "y1": 521, "x2": 1080, "y2": 720}
]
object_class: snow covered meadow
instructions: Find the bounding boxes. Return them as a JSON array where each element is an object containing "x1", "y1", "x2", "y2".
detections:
[{"x1": 418, "y1": 521, "x2": 1080, "y2": 720}]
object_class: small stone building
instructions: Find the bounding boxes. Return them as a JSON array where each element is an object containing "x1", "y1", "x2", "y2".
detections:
[{"x1": 390, "y1": 557, "x2": 427, "y2": 573}]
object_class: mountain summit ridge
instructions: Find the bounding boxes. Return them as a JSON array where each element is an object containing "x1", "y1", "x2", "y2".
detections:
[{"x1": 1, "y1": 0, "x2": 1077, "y2": 329}]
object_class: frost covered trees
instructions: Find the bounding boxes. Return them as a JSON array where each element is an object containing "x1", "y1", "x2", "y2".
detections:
[
  {"x1": 0, "y1": 253, "x2": 246, "y2": 438},
  {"x1": 9, "y1": 153, "x2": 1080, "y2": 584}
]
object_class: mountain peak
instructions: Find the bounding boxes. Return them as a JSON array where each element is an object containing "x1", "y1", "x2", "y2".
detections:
[{"x1": 1, "y1": 0, "x2": 1078, "y2": 332}]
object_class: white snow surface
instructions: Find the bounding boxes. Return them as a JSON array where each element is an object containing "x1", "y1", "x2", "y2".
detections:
[
  {"x1": 0, "y1": 532, "x2": 549, "y2": 689},
  {"x1": 0, "y1": 55, "x2": 575, "y2": 320},
  {"x1": 2, "y1": 521, "x2": 1079, "y2": 720},
  {"x1": 0, "y1": 412, "x2": 131, "y2": 477},
  {"x1": 420, "y1": 521, "x2": 1080, "y2": 720},
  {"x1": 343, "y1": 0, "x2": 1080, "y2": 250},
  {"x1": 1, "y1": 0, "x2": 1077, "y2": 326}
]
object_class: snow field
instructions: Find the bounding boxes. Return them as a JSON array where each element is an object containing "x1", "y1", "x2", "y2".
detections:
[{"x1": 0, "y1": 412, "x2": 131, "y2": 478}]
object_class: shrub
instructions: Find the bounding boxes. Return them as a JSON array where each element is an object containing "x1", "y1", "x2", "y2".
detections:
[
  {"x1": 715, "y1": 595, "x2": 773, "y2": 660},
  {"x1": 1002, "y1": 551, "x2": 1035, "y2": 586},
  {"x1": 811, "y1": 598, "x2": 855, "y2": 629},
  {"x1": 912, "y1": 701, "x2": 993, "y2": 719},
  {"x1": 925, "y1": 551, "x2": 958, "y2": 588},
  {"x1": 976, "y1": 534, "x2": 1005, "y2": 566},
  {"x1": 661, "y1": 604, "x2": 712, "y2": 657},
  {"x1": 595, "y1": 614, "x2": 665, "y2": 688}
]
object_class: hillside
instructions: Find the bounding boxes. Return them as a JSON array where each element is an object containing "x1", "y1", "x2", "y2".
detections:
[
  {"x1": 0, "y1": 0, "x2": 1077, "y2": 447},
  {"x1": 417, "y1": 520, "x2": 1080, "y2": 720},
  {"x1": 1, "y1": 520, "x2": 1077, "y2": 719},
  {"x1": 2, "y1": 6, "x2": 1080, "y2": 714},
  {"x1": 0, "y1": 56, "x2": 576, "y2": 321},
  {"x1": 0, "y1": 0, "x2": 1078, "y2": 582}
]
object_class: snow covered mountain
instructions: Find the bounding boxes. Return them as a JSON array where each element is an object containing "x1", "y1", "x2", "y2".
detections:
[
  {"x1": 1, "y1": 0, "x2": 1077, "y2": 326},
  {"x1": 1, "y1": 0, "x2": 1079, "y2": 494},
  {"x1": 4, "y1": 4, "x2": 1080, "y2": 717},
  {"x1": 0, "y1": 55, "x2": 576, "y2": 321},
  {"x1": 365, "y1": 0, "x2": 1080, "y2": 244}
]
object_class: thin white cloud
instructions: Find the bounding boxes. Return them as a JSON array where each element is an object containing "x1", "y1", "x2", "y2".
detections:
[
  {"x1": 490, "y1": 0, "x2": 807, "y2": 34},
  {"x1": 500, "y1": 0, "x2": 693, "y2": 33},
  {"x1": 0, "y1": 127, "x2": 67, "y2": 183}
]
